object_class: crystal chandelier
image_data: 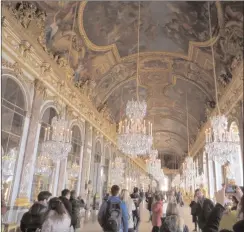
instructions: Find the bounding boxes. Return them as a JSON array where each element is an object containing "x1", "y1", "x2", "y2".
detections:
[
  {"x1": 204, "y1": 3, "x2": 240, "y2": 165},
  {"x1": 182, "y1": 93, "x2": 195, "y2": 187},
  {"x1": 205, "y1": 115, "x2": 239, "y2": 165},
  {"x1": 68, "y1": 162, "x2": 80, "y2": 179},
  {"x1": 42, "y1": 116, "x2": 72, "y2": 161},
  {"x1": 111, "y1": 157, "x2": 125, "y2": 185},
  {"x1": 117, "y1": 2, "x2": 153, "y2": 157},
  {"x1": 35, "y1": 153, "x2": 52, "y2": 176},
  {"x1": 2, "y1": 147, "x2": 17, "y2": 180},
  {"x1": 146, "y1": 149, "x2": 162, "y2": 180}
]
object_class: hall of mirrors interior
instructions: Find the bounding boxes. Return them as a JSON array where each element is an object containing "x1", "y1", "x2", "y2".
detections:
[{"x1": 1, "y1": 1, "x2": 243, "y2": 232}]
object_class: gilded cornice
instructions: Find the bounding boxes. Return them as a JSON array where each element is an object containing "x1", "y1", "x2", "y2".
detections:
[
  {"x1": 190, "y1": 63, "x2": 243, "y2": 157},
  {"x1": 2, "y1": 13, "x2": 148, "y2": 173},
  {"x1": 2, "y1": 15, "x2": 117, "y2": 145}
]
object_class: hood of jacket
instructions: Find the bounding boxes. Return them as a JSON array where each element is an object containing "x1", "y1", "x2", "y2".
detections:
[
  {"x1": 162, "y1": 215, "x2": 185, "y2": 232},
  {"x1": 29, "y1": 202, "x2": 47, "y2": 216}
]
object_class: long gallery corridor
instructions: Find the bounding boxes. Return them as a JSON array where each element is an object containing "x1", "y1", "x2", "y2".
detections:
[
  {"x1": 80, "y1": 204, "x2": 194, "y2": 232},
  {"x1": 1, "y1": 1, "x2": 243, "y2": 232}
]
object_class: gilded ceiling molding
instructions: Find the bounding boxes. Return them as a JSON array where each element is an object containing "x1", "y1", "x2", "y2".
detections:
[
  {"x1": 2, "y1": 15, "x2": 117, "y2": 146},
  {"x1": 190, "y1": 64, "x2": 243, "y2": 157}
]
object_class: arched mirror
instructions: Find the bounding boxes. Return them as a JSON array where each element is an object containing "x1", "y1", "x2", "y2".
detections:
[
  {"x1": 31, "y1": 107, "x2": 58, "y2": 201},
  {"x1": 67, "y1": 125, "x2": 82, "y2": 190},
  {"x1": 1, "y1": 76, "x2": 27, "y2": 204}
]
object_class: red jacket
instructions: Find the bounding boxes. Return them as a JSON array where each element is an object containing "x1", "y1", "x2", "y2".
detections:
[{"x1": 152, "y1": 201, "x2": 163, "y2": 227}]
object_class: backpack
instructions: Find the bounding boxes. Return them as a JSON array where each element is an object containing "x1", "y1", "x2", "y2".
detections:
[{"x1": 103, "y1": 200, "x2": 122, "y2": 232}]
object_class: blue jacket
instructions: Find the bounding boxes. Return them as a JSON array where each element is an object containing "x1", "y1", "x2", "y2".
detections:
[{"x1": 98, "y1": 196, "x2": 128, "y2": 232}]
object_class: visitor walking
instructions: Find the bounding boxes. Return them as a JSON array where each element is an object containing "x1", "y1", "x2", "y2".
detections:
[
  {"x1": 151, "y1": 194, "x2": 163, "y2": 232},
  {"x1": 20, "y1": 191, "x2": 52, "y2": 232},
  {"x1": 131, "y1": 187, "x2": 142, "y2": 232},
  {"x1": 146, "y1": 188, "x2": 154, "y2": 222},
  {"x1": 59, "y1": 189, "x2": 72, "y2": 218},
  {"x1": 120, "y1": 189, "x2": 136, "y2": 232},
  {"x1": 195, "y1": 188, "x2": 214, "y2": 231},
  {"x1": 190, "y1": 194, "x2": 198, "y2": 232},
  {"x1": 70, "y1": 190, "x2": 82, "y2": 230},
  {"x1": 98, "y1": 185, "x2": 128, "y2": 232},
  {"x1": 41, "y1": 197, "x2": 71, "y2": 232}
]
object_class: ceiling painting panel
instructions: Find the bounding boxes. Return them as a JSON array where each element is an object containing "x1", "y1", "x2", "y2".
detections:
[{"x1": 82, "y1": 1, "x2": 217, "y2": 57}]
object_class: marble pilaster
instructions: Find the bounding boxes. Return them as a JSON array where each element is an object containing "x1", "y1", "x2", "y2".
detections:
[{"x1": 15, "y1": 81, "x2": 44, "y2": 206}]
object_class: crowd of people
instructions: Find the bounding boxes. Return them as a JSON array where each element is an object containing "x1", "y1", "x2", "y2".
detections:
[
  {"x1": 20, "y1": 189, "x2": 85, "y2": 232},
  {"x1": 1, "y1": 184, "x2": 243, "y2": 232},
  {"x1": 98, "y1": 184, "x2": 244, "y2": 232}
]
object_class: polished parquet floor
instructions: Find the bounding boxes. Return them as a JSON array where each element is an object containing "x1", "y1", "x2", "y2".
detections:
[{"x1": 79, "y1": 202, "x2": 194, "y2": 232}]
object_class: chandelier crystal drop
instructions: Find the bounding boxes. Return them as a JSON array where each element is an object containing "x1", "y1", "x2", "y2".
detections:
[
  {"x1": 35, "y1": 153, "x2": 52, "y2": 176},
  {"x1": 205, "y1": 115, "x2": 240, "y2": 165},
  {"x1": 42, "y1": 116, "x2": 72, "y2": 162},
  {"x1": 126, "y1": 99, "x2": 147, "y2": 120},
  {"x1": 146, "y1": 150, "x2": 163, "y2": 181}
]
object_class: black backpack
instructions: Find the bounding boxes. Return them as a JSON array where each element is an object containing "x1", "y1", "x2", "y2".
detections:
[{"x1": 104, "y1": 200, "x2": 122, "y2": 232}]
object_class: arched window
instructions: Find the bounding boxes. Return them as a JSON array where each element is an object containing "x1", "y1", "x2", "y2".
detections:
[
  {"x1": 1, "y1": 76, "x2": 27, "y2": 203},
  {"x1": 67, "y1": 125, "x2": 82, "y2": 190},
  {"x1": 228, "y1": 122, "x2": 243, "y2": 186},
  {"x1": 31, "y1": 107, "x2": 58, "y2": 201}
]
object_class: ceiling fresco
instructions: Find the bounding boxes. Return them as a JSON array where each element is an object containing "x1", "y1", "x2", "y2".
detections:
[
  {"x1": 82, "y1": 1, "x2": 218, "y2": 56},
  {"x1": 6, "y1": 1, "x2": 242, "y2": 169}
]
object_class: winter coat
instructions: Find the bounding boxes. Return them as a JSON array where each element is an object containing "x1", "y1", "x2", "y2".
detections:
[
  {"x1": 146, "y1": 192, "x2": 153, "y2": 211},
  {"x1": 202, "y1": 203, "x2": 244, "y2": 232},
  {"x1": 152, "y1": 201, "x2": 163, "y2": 227},
  {"x1": 20, "y1": 202, "x2": 48, "y2": 232},
  {"x1": 196, "y1": 198, "x2": 215, "y2": 229},
  {"x1": 59, "y1": 196, "x2": 72, "y2": 218},
  {"x1": 41, "y1": 210, "x2": 71, "y2": 232},
  {"x1": 70, "y1": 197, "x2": 81, "y2": 228},
  {"x1": 160, "y1": 215, "x2": 189, "y2": 232}
]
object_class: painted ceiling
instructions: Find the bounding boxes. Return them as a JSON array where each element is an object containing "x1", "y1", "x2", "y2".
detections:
[{"x1": 7, "y1": 1, "x2": 243, "y2": 169}]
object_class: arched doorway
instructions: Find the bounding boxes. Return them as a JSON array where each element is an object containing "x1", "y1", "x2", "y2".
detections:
[{"x1": 1, "y1": 76, "x2": 27, "y2": 204}]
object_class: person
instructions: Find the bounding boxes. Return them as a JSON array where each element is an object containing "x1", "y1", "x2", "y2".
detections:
[
  {"x1": 1, "y1": 193, "x2": 7, "y2": 217},
  {"x1": 98, "y1": 185, "x2": 128, "y2": 232},
  {"x1": 41, "y1": 197, "x2": 71, "y2": 232},
  {"x1": 20, "y1": 191, "x2": 52, "y2": 232},
  {"x1": 59, "y1": 189, "x2": 72, "y2": 218},
  {"x1": 189, "y1": 194, "x2": 198, "y2": 232},
  {"x1": 195, "y1": 188, "x2": 215, "y2": 231},
  {"x1": 202, "y1": 186, "x2": 244, "y2": 232},
  {"x1": 151, "y1": 194, "x2": 163, "y2": 232},
  {"x1": 160, "y1": 202, "x2": 189, "y2": 232},
  {"x1": 103, "y1": 193, "x2": 110, "y2": 201},
  {"x1": 120, "y1": 189, "x2": 136, "y2": 232},
  {"x1": 146, "y1": 188, "x2": 154, "y2": 222},
  {"x1": 70, "y1": 190, "x2": 81, "y2": 230},
  {"x1": 168, "y1": 190, "x2": 177, "y2": 203},
  {"x1": 130, "y1": 187, "x2": 142, "y2": 231}
]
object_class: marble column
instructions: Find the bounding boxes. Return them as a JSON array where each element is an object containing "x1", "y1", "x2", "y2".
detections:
[
  {"x1": 57, "y1": 158, "x2": 67, "y2": 195},
  {"x1": 76, "y1": 145, "x2": 84, "y2": 195},
  {"x1": 15, "y1": 80, "x2": 44, "y2": 206}
]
